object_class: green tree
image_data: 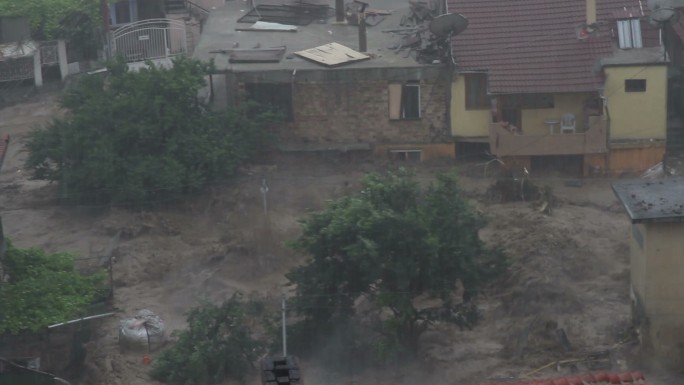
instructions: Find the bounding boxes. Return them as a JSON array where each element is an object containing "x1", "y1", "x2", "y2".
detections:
[
  {"x1": 0, "y1": 0, "x2": 102, "y2": 58},
  {"x1": 0, "y1": 240, "x2": 105, "y2": 334},
  {"x1": 25, "y1": 57, "x2": 272, "y2": 206},
  {"x1": 287, "y1": 169, "x2": 507, "y2": 355},
  {"x1": 150, "y1": 294, "x2": 267, "y2": 385}
]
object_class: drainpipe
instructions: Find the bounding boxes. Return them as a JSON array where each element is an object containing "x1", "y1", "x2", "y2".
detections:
[{"x1": 604, "y1": 101, "x2": 611, "y2": 176}]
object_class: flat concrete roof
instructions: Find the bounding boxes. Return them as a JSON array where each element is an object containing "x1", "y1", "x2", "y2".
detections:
[
  {"x1": 193, "y1": 0, "x2": 435, "y2": 72},
  {"x1": 612, "y1": 178, "x2": 684, "y2": 223},
  {"x1": 601, "y1": 46, "x2": 668, "y2": 67}
]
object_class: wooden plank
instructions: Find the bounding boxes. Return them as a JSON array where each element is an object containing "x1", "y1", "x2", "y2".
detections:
[
  {"x1": 388, "y1": 84, "x2": 402, "y2": 120},
  {"x1": 294, "y1": 42, "x2": 370, "y2": 67}
]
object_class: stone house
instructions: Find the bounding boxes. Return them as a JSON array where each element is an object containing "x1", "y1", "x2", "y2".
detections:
[{"x1": 193, "y1": 0, "x2": 455, "y2": 161}]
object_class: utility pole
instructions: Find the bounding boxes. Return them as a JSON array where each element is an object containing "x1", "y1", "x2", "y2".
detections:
[
  {"x1": 260, "y1": 177, "x2": 269, "y2": 217},
  {"x1": 281, "y1": 296, "x2": 287, "y2": 357}
]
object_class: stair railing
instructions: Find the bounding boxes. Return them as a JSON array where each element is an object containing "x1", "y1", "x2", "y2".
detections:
[{"x1": 184, "y1": 0, "x2": 211, "y2": 33}]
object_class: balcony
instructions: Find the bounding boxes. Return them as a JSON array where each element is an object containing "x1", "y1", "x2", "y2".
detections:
[{"x1": 488, "y1": 116, "x2": 608, "y2": 157}]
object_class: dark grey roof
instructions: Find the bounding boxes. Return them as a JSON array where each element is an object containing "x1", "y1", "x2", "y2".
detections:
[
  {"x1": 193, "y1": 0, "x2": 435, "y2": 72},
  {"x1": 612, "y1": 178, "x2": 684, "y2": 223}
]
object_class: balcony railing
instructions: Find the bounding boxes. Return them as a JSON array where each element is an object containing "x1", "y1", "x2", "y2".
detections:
[{"x1": 488, "y1": 117, "x2": 608, "y2": 157}]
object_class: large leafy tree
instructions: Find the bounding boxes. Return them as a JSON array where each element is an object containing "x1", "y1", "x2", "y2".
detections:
[
  {"x1": 25, "y1": 57, "x2": 270, "y2": 206},
  {"x1": 287, "y1": 169, "x2": 507, "y2": 353},
  {"x1": 0, "y1": 0, "x2": 102, "y2": 57},
  {"x1": 150, "y1": 294, "x2": 267, "y2": 385},
  {"x1": 0, "y1": 241, "x2": 105, "y2": 334}
]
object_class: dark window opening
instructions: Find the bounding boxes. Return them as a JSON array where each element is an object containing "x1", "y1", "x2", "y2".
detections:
[
  {"x1": 389, "y1": 149, "x2": 422, "y2": 162},
  {"x1": 465, "y1": 73, "x2": 490, "y2": 110},
  {"x1": 245, "y1": 83, "x2": 294, "y2": 121},
  {"x1": 113, "y1": 1, "x2": 132, "y2": 25},
  {"x1": 530, "y1": 155, "x2": 583, "y2": 177},
  {"x1": 625, "y1": 79, "x2": 646, "y2": 92},
  {"x1": 389, "y1": 82, "x2": 421, "y2": 120},
  {"x1": 521, "y1": 94, "x2": 554, "y2": 109}
]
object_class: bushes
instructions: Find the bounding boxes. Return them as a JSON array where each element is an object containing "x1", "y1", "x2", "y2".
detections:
[
  {"x1": 25, "y1": 57, "x2": 274, "y2": 207},
  {"x1": 0, "y1": 241, "x2": 105, "y2": 334},
  {"x1": 151, "y1": 294, "x2": 268, "y2": 385}
]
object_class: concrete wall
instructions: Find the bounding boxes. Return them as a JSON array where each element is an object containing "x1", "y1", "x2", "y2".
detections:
[
  {"x1": 632, "y1": 221, "x2": 684, "y2": 368},
  {"x1": 450, "y1": 75, "x2": 490, "y2": 138},
  {"x1": 604, "y1": 65, "x2": 668, "y2": 140}
]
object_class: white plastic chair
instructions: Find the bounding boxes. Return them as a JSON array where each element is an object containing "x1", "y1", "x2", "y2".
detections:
[{"x1": 560, "y1": 113, "x2": 576, "y2": 134}]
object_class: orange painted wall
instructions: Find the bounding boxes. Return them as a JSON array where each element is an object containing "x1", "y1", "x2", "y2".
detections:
[{"x1": 608, "y1": 144, "x2": 665, "y2": 177}]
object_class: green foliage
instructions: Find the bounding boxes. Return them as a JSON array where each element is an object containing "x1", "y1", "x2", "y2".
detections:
[
  {"x1": 287, "y1": 169, "x2": 508, "y2": 355},
  {"x1": 0, "y1": 240, "x2": 105, "y2": 334},
  {"x1": 0, "y1": 0, "x2": 101, "y2": 57},
  {"x1": 150, "y1": 293, "x2": 267, "y2": 385},
  {"x1": 25, "y1": 57, "x2": 272, "y2": 206}
]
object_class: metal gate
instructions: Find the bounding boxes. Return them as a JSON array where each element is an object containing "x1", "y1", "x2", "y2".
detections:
[{"x1": 110, "y1": 18, "x2": 187, "y2": 62}]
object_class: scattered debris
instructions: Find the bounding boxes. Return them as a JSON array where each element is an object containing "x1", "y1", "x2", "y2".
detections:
[
  {"x1": 237, "y1": 4, "x2": 334, "y2": 26},
  {"x1": 641, "y1": 161, "x2": 664, "y2": 179},
  {"x1": 236, "y1": 21, "x2": 298, "y2": 32},
  {"x1": 294, "y1": 42, "x2": 369, "y2": 67}
]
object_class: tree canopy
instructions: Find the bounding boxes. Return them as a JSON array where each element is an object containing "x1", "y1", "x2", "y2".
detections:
[
  {"x1": 287, "y1": 169, "x2": 507, "y2": 355},
  {"x1": 150, "y1": 294, "x2": 267, "y2": 385},
  {"x1": 0, "y1": 241, "x2": 105, "y2": 334},
  {"x1": 25, "y1": 57, "x2": 272, "y2": 206},
  {"x1": 0, "y1": 0, "x2": 101, "y2": 56}
]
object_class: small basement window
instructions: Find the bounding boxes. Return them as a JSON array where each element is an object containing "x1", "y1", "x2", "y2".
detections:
[
  {"x1": 389, "y1": 149, "x2": 422, "y2": 162},
  {"x1": 617, "y1": 19, "x2": 642, "y2": 49},
  {"x1": 245, "y1": 83, "x2": 294, "y2": 121},
  {"x1": 625, "y1": 79, "x2": 646, "y2": 92},
  {"x1": 388, "y1": 82, "x2": 421, "y2": 120}
]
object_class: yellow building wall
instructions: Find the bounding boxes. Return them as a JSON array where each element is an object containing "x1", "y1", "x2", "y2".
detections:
[
  {"x1": 450, "y1": 77, "x2": 596, "y2": 138},
  {"x1": 450, "y1": 76, "x2": 491, "y2": 138},
  {"x1": 636, "y1": 222, "x2": 684, "y2": 368},
  {"x1": 604, "y1": 65, "x2": 668, "y2": 140},
  {"x1": 520, "y1": 93, "x2": 595, "y2": 135}
]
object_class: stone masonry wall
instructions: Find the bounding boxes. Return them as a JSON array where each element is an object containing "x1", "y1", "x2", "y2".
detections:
[{"x1": 248, "y1": 78, "x2": 449, "y2": 147}]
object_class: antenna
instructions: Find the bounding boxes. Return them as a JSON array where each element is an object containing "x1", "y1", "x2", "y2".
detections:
[{"x1": 428, "y1": 13, "x2": 469, "y2": 38}]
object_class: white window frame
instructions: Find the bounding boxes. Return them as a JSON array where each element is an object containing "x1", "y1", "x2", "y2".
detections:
[{"x1": 617, "y1": 19, "x2": 642, "y2": 49}]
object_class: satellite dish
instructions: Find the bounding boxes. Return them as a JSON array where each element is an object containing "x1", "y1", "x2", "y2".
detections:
[
  {"x1": 429, "y1": 13, "x2": 468, "y2": 37},
  {"x1": 650, "y1": 7, "x2": 680, "y2": 25}
]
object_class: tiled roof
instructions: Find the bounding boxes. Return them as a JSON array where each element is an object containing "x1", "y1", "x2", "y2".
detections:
[
  {"x1": 475, "y1": 371, "x2": 647, "y2": 385},
  {"x1": 447, "y1": 0, "x2": 660, "y2": 93}
]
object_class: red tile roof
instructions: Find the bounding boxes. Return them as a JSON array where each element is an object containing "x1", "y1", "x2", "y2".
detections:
[
  {"x1": 474, "y1": 371, "x2": 647, "y2": 385},
  {"x1": 447, "y1": 0, "x2": 660, "y2": 94}
]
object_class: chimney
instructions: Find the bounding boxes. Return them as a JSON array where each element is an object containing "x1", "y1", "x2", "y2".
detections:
[
  {"x1": 586, "y1": 0, "x2": 597, "y2": 24},
  {"x1": 336, "y1": 0, "x2": 345, "y2": 23}
]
